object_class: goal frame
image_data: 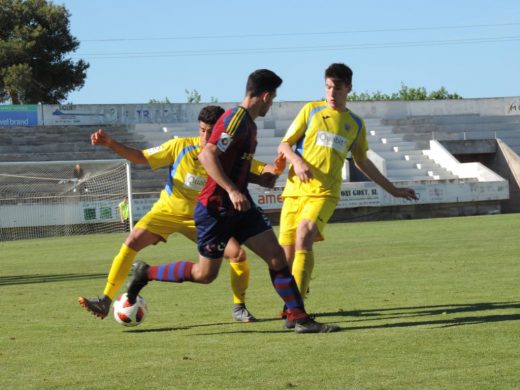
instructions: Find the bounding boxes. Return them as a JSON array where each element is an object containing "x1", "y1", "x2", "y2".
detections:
[{"x1": 0, "y1": 159, "x2": 133, "y2": 241}]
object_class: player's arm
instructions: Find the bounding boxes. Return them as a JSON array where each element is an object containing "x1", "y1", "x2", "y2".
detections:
[
  {"x1": 278, "y1": 142, "x2": 312, "y2": 183},
  {"x1": 91, "y1": 129, "x2": 147, "y2": 164},
  {"x1": 354, "y1": 157, "x2": 418, "y2": 200},
  {"x1": 198, "y1": 143, "x2": 251, "y2": 211},
  {"x1": 277, "y1": 106, "x2": 312, "y2": 182},
  {"x1": 249, "y1": 159, "x2": 277, "y2": 188}
]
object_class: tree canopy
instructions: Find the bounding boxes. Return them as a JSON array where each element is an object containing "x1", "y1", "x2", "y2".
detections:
[
  {"x1": 0, "y1": 0, "x2": 88, "y2": 104},
  {"x1": 349, "y1": 83, "x2": 462, "y2": 101}
]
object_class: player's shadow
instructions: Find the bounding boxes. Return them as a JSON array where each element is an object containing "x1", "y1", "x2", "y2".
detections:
[
  {"x1": 315, "y1": 301, "x2": 520, "y2": 329},
  {"x1": 0, "y1": 273, "x2": 106, "y2": 286},
  {"x1": 126, "y1": 321, "x2": 245, "y2": 333},
  {"x1": 126, "y1": 316, "x2": 303, "y2": 334},
  {"x1": 124, "y1": 301, "x2": 520, "y2": 335}
]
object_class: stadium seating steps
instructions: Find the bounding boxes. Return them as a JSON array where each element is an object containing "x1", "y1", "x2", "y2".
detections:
[{"x1": 2, "y1": 113, "x2": 518, "y2": 195}]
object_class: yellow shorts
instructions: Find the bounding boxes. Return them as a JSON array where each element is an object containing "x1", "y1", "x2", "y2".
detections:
[
  {"x1": 278, "y1": 196, "x2": 337, "y2": 246},
  {"x1": 134, "y1": 206, "x2": 197, "y2": 243}
]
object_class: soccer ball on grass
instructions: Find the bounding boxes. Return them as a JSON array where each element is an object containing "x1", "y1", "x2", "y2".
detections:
[{"x1": 113, "y1": 293, "x2": 148, "y2": 327}]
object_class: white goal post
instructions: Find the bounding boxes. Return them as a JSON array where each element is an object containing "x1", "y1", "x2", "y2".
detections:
[{"x1": 0, "y1": 159, "x2": 132, "y2": 241}]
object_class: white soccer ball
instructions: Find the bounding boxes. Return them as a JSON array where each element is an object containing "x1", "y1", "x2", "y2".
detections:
[{"x1": 113, "y1": 293, "x2": 148, "y2": 327}]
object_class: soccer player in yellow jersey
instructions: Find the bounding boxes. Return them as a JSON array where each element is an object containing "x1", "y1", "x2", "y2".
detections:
[
  {"x1": 79, "y1": 106, "x2": 276, "y2": 322},
  {"x1": 277, "y1": 63, "x2": 417, "y2": 324}
]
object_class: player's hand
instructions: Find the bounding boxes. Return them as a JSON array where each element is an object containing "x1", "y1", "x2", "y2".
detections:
[
  {"x1": 257, "y1": 173, "x2": 277, "y2": 188},
  {"x1": 293, "y1": 159, "x2": 313, "y2": 183},
  {"x1": 273, "y1": 153, "x2": 286, "y2": 176},
  {"x1": 229, "y1": 189, "x2": 251, "y2": 212},
  {"x1": 91, "y1": 129, "x2": 111, "y2": 146},
  {"x1": 258, "y1": 164, "x2": 278, "y2": 188},
  {"x1": 394, "y1": 187, "x2": 418, "y2": 201}
]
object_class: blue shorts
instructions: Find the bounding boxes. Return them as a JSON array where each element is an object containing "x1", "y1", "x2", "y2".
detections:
[{"x1": 194, "y1": 201, "x2": 272, "y2": 259}]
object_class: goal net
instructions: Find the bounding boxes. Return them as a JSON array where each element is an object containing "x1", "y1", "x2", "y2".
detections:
[{"x1": 0, "y1": 159, "x2": 132, "y2": 241}]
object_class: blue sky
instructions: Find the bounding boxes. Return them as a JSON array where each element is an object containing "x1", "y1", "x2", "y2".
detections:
[{"x1": 57, "y1": 0, "x2": 519, "y2": 104}]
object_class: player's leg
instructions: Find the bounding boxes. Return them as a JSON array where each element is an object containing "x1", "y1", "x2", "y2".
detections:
[
  {"x1": 142, "y1": 217, "x2": 219, "y2": 284},
  {"x1": 224, "y1": 238, "x2": 256, "y2": 322},
  {"x1": 244, "y1": 228, "x2": 340, "y2": 333},
  {"x1": 126, "y1": 255, "x2": 224, "y2": 303},
  {"x1": 237, "y1": 205, "x2": 339, "y2": 332},
  {"x1": 278, "y1": 196, "x2": 298, "y2": 267},
  {"x1": 126, "y1": 202, "x2": 228, "y2": 303},
  {"x1": 292, "y1": 219, "x2": 318, "y2": 300},
  {"x1": 291, "y1": 197, "x2": 336, "y2": 300},
  {"x1": 280, "y1": 196, "x2": 316, "y2": 297},
  {"x1": 278, "y1": 197, "x2": 300, "y2": 317},
  {"x1": 78, "y1": 227, "x2": 162, "y2": 318},
  {"x1": 79, "y1": 208, "x2": 172, "y2": 318}
]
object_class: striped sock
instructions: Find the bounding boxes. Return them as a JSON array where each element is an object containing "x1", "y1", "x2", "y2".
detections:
[
  {"x1": 269, "y1": 266, "x2": 307, "y2": 322},
  {"x1": 148, "y1": 261, "x2": 194, "y2": 283}
]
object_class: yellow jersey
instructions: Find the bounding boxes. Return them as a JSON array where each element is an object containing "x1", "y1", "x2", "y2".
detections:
[
  {"x1": 281, "y1": 101, "x2": 369, "y2": 199},
  {"x1": 143, "y1": 136, "x2": 266, "y2": 218}
]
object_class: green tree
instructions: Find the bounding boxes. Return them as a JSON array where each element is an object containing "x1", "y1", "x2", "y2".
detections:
[
  {"x1": 185, "y1": 88, "x2": 201, "y2": 103},
  {"x1": 349, "y1": 83, "x2": 462, "y2": 101},
  {"x1": 0, "y1": 0, "x2": 88, "y2": 104},
  {"x1": 148, "y1": 97, "x2": 172, "y2": 104},
  {"x1": 427, "y1": 86, "x2": 462, "y2": 100}
]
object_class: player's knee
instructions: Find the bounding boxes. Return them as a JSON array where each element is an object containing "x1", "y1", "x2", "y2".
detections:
[
  {"x1": 125, "y1": 229, "x2": 162, "y2": 251},
  {"x1": 194, "y1": 267, "x2": 219, "y2": 284},
  {"x1": 227, "y1": 248, "x2": 247, "y2": 263},
  {"x1": 296, "y1": 223, "x2": 317, "y2": 249},
  {"x1": 266, "y1": 246, "x2": 288, "y2": 270},
  {"x1": 198, "y1": 272, "x2": 218, "y2": 284},
  {"x1": 124, "y1": 234, "x2": 140, "y2": 250}
]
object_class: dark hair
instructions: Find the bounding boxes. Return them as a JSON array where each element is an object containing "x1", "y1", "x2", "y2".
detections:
[
  {"x1": 198, "y1": 105, "x2": 225, "y2": 124},
  {"x1": 325, "y1": 63, "x2": 353, "y2": 86},
  {"x1": 245, "y1": 69, "x2": 283, "y2": 97}
]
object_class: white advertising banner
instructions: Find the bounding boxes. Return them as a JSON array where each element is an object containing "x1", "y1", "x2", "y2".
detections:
[
  {"x1": 0, "y1": 200, "x2": 119, "y2": 228},
  {"x1": 0, "y1": 180, "x2": 508, "y2": 228},
  {"x1": 41, "y1": 104, "x2": 208, "y2": 125},
  {"x1": 249, "y1": 180, "x2": 509, "y2": 211}
]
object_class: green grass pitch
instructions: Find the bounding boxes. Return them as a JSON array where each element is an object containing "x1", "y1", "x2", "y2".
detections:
[{"x1": 1, "y1": 214, "x2": 519, "y2": 389}]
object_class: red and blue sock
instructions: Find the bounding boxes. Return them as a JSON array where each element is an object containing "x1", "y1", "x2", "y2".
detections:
[
  {"x1": 269, "y1": 266, "x2": 307, "y2": 322},
  {"x1": 148, "y1": 261, "x2": 194, "y2": 283}
]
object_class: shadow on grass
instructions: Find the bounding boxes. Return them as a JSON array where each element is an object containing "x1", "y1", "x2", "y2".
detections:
[
  {"x1": 0, "y1": 273, "x2": 106, "y2": 285},
  {"x1": 132, "y1": 301, "x2": 520, "y2": 334},
  {"x1": 316, "y1": 301, "x2": 520, "y2": 329},
  {"x1": 125, "y1": 318, "x2": 296, "y2": 334}
]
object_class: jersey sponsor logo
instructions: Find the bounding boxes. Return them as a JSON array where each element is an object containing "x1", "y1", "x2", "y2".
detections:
[
  {"x1": 316, "y1": 130, "x2": 347, "y2": 152},
  {"x1": 145, "y1": 145, "x2": 163, "y2": 155},
  {"x1": 217, "y1": 133, "x2": 232, "y2": 152},
  {"x1": 240, "y1": 152, "x2": 254, "y2": 160},
  {"x1": 184, "y1": 173, "x2": 206, "y2": 191}
]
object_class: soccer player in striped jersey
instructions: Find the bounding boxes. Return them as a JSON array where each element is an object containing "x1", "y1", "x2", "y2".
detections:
[
  {"x1": 126, "y1": 69, "x2": 340, "y2": 333},
  {"x1": 277, "y1": 63, "x2": 417, "y2": 325},
  {"x1": 79, "y1": 105, "x2": 277, "y2": 323}
]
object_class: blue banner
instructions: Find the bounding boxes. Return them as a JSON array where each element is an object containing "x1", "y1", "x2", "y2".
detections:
[{"x1": 0, "y1": 105, "x2": 38, "y2": 126}]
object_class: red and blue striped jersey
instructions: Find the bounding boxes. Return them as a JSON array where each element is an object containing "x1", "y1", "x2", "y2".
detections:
[{"x1": 198, "y1": 106, "x2": 257, "y2": 211}]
